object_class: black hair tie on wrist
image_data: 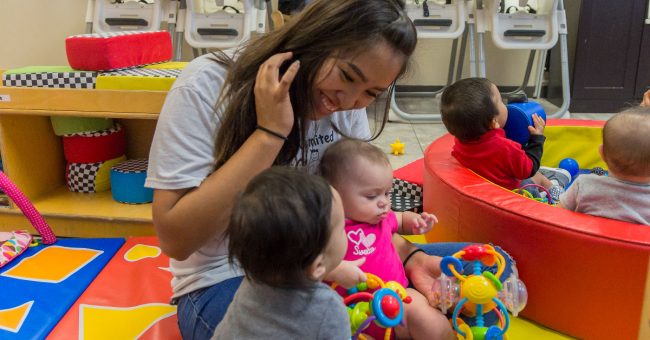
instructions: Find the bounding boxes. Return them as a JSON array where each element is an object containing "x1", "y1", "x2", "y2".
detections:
[
  {"x1": 403, "y1": 248, "x2": 425, "y2": 267},
  {"x1": 256, "y1": 125, "x2": 288, "y2": 142}
]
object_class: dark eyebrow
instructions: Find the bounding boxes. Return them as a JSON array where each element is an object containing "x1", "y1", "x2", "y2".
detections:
[
  {"x1": 345, "y1": 61, "x2": 388, "y2": 92},
  {"x1": 345, "y1": 62, "x2": 368, "y2": 82}
]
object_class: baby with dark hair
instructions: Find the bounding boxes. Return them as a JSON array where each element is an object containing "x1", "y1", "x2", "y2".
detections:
[
  {"x1": 213, "y1": 166, "x2": 352, "y2": 339},
  {"x1": 440, "y1": 77, "x2": 570, "y2": 201},
  {"x1": 559, "y1": 108, "x2": 650, "y2": 225}
]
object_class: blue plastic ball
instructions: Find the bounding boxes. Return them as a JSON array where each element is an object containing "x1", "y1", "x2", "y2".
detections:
[{"x1": 558, "y1": 158, "x2": 580, "y2": 178}]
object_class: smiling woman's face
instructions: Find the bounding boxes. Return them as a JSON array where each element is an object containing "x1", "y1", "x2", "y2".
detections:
[{"x1": 311, "y1": 41, "x2": 404, "y2": 119}]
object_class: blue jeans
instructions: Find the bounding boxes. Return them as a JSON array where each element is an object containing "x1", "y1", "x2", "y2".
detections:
[
  {"x1": 176, "y1": 276, "x2": 243, "y2": 340},
  {"x1": 175, "y1": 243, "x2": 514, "y2": 338}
]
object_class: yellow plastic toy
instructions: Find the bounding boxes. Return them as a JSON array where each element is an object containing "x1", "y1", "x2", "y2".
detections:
[
  {"x1": 439, "y1": 244, "x2": 512, "y2": 340},
  {"x1": 389, "y1": 138, "x2": 405, "y2": 155}
]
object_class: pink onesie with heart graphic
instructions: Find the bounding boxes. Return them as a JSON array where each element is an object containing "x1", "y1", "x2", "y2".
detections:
[{"x1": 344, "y1": 210, "x2": 408, "y2": 287}]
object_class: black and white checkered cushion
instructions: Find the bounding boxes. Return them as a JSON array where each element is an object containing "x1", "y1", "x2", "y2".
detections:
[
  {"x1": 392, "y1": 178, "x2": 423, "y2": 200},
  {"x1": 69, "y1": 31, "x2": 166, "y2": 39},
  {"x1": 64, "y1": 123, "x2": 120, "y2": 137},
  {"x1": 391, "y1": 194, "x2": 422, "y2": 213},
  {"x1": 391, "y1": 178, "x2": 423, "y2": 212},
  {"x1": 67, "y1": 162, "x2": 101, "y2": 193},
  {"x1": 112, "y1": 158, "x2": 148, "y2": 174},
  {"x1": 2, "y1": 72, "x2": 96, "y2": 88},
  {"x1": 99, "y1": 68, "x2": 181, "y2": 78}
]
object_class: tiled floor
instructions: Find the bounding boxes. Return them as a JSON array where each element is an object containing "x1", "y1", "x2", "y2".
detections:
[{"x1": 371, "y1": 96, "x2": 615, "y2": 170}]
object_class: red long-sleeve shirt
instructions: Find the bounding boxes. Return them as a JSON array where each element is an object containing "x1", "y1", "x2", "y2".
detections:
[{"x1": 451, "y1": 129, "x2": 544, "y2": 190}]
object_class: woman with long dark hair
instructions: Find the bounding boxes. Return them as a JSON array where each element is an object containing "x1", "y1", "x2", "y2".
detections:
[{"x1": 146, "y1": 0, "x2": 419, "y2": 337}]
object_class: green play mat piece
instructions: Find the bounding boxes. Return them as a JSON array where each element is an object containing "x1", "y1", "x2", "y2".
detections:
[{"x1": 4, "y1": 66, "x2": 87, "y2": 74}]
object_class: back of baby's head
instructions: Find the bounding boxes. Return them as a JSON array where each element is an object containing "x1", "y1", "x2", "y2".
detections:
[
  {"x1": 603, "y1": 107, "x2": 650, "y2": 177},
  {"x1": 440, "y1": 77, "x2": 499, "y2": 142},
  {"x1": 320, "y1": 138, "x2": 390, "y2": 186},
  {"x1": 227, "y1": 166, "x2": 333, "y2": 288}
]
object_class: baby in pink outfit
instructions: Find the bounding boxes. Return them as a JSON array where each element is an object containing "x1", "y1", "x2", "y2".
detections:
[{"x1": 320, "y1": 138, "x2": 454, "y2": 340}]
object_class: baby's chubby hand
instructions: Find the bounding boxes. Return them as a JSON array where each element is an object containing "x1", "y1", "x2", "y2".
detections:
[
  {"x1": 527, "y1": 113, "x2": 546, "y2": 135},
  {"x1": 325, "y1": 258, "x2": 367, "y2": 289},
  {"x1": 403, "y1": 211, "x2": 438, "y2": 235}
]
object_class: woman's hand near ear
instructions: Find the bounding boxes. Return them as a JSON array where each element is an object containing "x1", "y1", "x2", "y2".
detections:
[
  {"x1": 154, "y1": 53, "x2": 301, "y2": 261},
  {"x1": 254, "y1": 52, "x2": 301, "y2": 138}
]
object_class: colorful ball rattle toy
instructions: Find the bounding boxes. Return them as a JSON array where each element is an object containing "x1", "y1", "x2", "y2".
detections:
[
  {"x1": 432, "y1": 244, "x2": 525, "y2": 340},
  {"x1": 512, "y1": 183, "x2": 554, "y2": 204},
  {"x1": 432, "y1": 264, "x2": 528, "y2": 317},
  {"x1": 335, "y1": 273, "x2": 411, "y2": 340}
]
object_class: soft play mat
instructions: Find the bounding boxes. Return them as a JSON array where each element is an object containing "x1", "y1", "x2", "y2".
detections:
[
  {"x1": 0, "y1": 238, "x2": 124, "y2": 339},
  {"x1": 422, "y1": 119, "x2": 650, "y2": 340},
  {"x1": 48, "y1": 237, "x2": 180, "y2": 340}
]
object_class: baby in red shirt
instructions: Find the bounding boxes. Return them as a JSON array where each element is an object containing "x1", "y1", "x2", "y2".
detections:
[{"x1": 440, "y1": 78, "x2": 569, "y2": 201}]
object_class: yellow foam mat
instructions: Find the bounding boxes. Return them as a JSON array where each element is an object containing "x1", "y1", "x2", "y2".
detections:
[
  {"x1": 403, "y1": 235, "x2": 428, "y2": 244},
  {"x1": 95, "y1": 74, "x2": 177, "y2": 91},
  {"x1": 145, "y1": 62, "x2": 188, "y2": 70},
  {"x1": 541, "y1": 125, "x2": 607, "y2": 170},
  {"x1": 95, "y1": 62, "x2": 189, "y2": 91},
  {"x1": 509, "y1": 317, "x2": 575, "y2": 339}
]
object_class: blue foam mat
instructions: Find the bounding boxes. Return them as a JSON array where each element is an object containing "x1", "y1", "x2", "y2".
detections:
[{"x1": 0, "y1": 238, "x2": 124, "y2": 339}]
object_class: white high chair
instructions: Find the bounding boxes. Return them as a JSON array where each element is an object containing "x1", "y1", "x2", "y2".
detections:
[
  {"x1": 473, "y1": 0, "x2": 570, "y2": 118},
  {"x1": 182, "y1": 0, "x2": 267, "y2": 57},
  {"x1": 487, "y1": 0, "x2": 559, "y2": 50},
  {"x1": 85, "y1": 0, "x2": 165, "y2": 34},
  {"x1": 391, "y1": 0, "x2": 470, "y2": 122},
  {"x1": 410, "y1": 0, "x2": 466, "y2": 39}
]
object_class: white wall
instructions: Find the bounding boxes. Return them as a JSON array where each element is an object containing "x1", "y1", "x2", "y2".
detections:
[
  {"x1": 404, "y1": 38, "x2": 535, "y2": 86},
  {"x1": 0, "y1": 0, "x2": 88, "y2": 68},
  {"x1": 0, "y1": 0, "x2": 538, "y2": 86}
]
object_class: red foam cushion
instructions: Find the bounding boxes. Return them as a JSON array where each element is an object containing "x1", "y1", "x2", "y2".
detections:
[
  {"x1": 393, "y1": 158, "x2": 424, "y2": 185},
  {"x1": 62, "y1": 124, "x2": 126, "y2": 163},
  {"x1": 66, "y1": 31, "x2": 172, "y2": 71},
  {"x1": 422, "y1": 120, "x2": 650, "y2": 340}
]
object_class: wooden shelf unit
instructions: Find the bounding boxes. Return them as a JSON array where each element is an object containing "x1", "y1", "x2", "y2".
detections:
[{"x1": 0, "y1": 85, "x2": 168, "y2": 237}]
